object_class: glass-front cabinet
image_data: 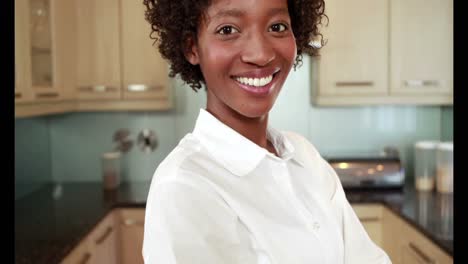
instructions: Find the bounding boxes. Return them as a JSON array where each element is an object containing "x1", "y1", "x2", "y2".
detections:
[
  {"x1": 29, "y1": 0, "x2": 54, "y2": 97},
  {"x1": 15, "y1": 0, "x2": 76, "y2": 107}
]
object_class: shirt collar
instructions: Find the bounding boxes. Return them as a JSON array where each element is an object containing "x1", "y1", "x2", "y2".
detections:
[{"x1": 192, "y1": 108, "x2": 303, "y2": 177}]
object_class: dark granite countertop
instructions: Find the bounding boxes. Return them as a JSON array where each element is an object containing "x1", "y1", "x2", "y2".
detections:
[{"x1": 15, "y1": 181, "x2": 453, "y2": 263}]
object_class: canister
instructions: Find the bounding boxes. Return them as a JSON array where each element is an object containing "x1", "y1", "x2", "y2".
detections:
[
  {"x1": 436, "y1": 142, "x2": 453, "y2": 193},
  {"x1": 101, "y1": 151, "x2": 121, "y2": 190},
  {"x1": 414, "y1": 141, "x2": 438, "y2": 191}
]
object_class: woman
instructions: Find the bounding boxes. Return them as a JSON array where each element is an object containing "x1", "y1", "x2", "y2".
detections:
[{"x1": 142, "y1": 0, "x2": 392, "y2": 263}]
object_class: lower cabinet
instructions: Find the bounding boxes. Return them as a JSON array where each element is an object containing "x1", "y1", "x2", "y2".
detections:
[
  {"x1": 61, "y1": 210, "x2": 119, "y2": 264},
  {"x1": 117, "y1": 208, "x2": 145, "y2": 264},
  {"x1": 352, "y1": 203, "x2": 453, "y2": 264},
  {"x1": 61, "y1": 208, "x2": 145, "y2": 264},
  {"x1": 351, "y1": 204, "x2": 384, "y2": 248}
]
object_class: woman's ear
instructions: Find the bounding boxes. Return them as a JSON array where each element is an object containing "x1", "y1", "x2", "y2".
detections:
[{"x1": 184, "y1": 37, "x2": 200, "y2": 65}]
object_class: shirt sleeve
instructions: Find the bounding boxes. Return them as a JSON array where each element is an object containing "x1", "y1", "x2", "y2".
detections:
[
  {"x1": 142, "y1": 181, "x2": 271, "y2": 264},
  {"x1": 324, "y1": 159, "x2": 393, "y2": 264}
]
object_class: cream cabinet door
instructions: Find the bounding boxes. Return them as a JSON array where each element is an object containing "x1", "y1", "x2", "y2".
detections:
[
  {"x1": 15, "y1": 0, "x2": 33, "y2": 104},
  {"x1": 351, "y1": 204, "x2": 384, "y2": 247},
  {"x1": 74, "y1": 0, "x2": 121, "y2": 100},
  {"x1": 118, "y1": 208, "x2": 145, "y2": 264},
  {"x1": 87, "y1": 212, "x2": 119, "y2": 264},
  {"x1": 15, "y1": 0, "x2": 77, "y2": 118},
  {"x1": 60, "y1": 237, "x2": 92, "y2": 264},
  {"x1": 120, "y1": 0, "x2": 170, "y2": 101},
  {"x1": 316, "y1": 0, "x2": 388, "y2": 98},
  {"x1": 399, "y1": 217, "x2": 453, "y2": 264},
  {"x1": 390, "y1": 0, "x2": 453, "y2": 104}
]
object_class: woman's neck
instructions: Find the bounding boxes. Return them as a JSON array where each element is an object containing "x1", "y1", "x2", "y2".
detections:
[{"x1": 205, "y1": 105, "x2": 278, "y2": 157}]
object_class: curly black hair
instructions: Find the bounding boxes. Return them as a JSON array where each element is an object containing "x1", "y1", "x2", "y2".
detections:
[{"x1": 143, "y1": 0, "x2": 327, "y2": 92}]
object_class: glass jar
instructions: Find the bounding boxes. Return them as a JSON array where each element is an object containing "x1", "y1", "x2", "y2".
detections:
[
  {"x1": 414, "y1": 141, "x2": 438, "y2": 191},
  {"x1": 436, "y1": 142, "x2": 453, "y2": 193},
  {"x1": 101, "y1": 151, "x2": 121, "y2": 190}
]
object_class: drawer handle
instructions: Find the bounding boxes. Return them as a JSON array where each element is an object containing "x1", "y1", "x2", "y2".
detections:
[
  {"x1": 408, "y1": 242, "x2": 436, "y2": 264},
  {"x1": 127, "y1": 84, "x2": 163, "y2": 92},
  {"x1": 335, "y1": 81, "x2": 374, "y2": 87},
  {"x1": 79, "y1": 252, "x2": 91, "y2": 264},
  {"x1": 15, "y1": 92, "x2": 22, "y2": 99},
  {"x1": 36, "y1": 92, "x2": 59, "y2": 98},
  {"x1": 78, "y1": 85, "x2": 118, "y2": 93},
  {"x1": 123, "y1": 219, "x2": 145, "y2": 226},
  {"x1": 359, "y1": 217, "x2": 380, "y2": 222},
  {"x1": 404, "y1": 80, "x2": 440, "y2": 87},
  {"x1": 95, "y1": 226, "x2": 113, "y2": 245}
]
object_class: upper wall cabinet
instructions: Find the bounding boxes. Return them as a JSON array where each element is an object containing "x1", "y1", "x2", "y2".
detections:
[
  {"x1": 74, "y1": 0, "x2": 172, "y2": 111},
  {"x1": 314, "y1": 0, "x2": 389, "y2": 97},
  {"x1": 15, "y1": 0, "x2": 77, "y2": 117},
  {"x1": 312, "y1": 0, "x2": 453, "y2": 106},
  {"x1": 390, "y1": 0, "x2": 453, "y2": 98},
  {"x1": 15, "y1": 0, "x2": 172, "y2": 118}
]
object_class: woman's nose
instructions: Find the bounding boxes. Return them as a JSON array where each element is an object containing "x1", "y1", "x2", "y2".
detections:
[{"x1": 240, "y1": 33, "x2": 275, "y2": 66}]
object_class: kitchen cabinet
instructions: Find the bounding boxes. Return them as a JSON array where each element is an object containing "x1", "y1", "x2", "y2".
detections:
[
  {"x1": 15, "y1": 0, "x2": 77, "y2": 117},
  {"x1": 352, "y1": 204, "x2": 384, "y2": 247},
  {"x1": 312, "y1": 0, "x2": 453, "y2": 106},
  {"x1": 399, "y1": 215, "x2": 452, "y2": 264},
  {"x1": 390, "y1": 0, "x2": 453, "y2": 100},
  {"x1": 15, "y1": 0, "x2": 172, "y2": 118},
  {"x1": 117, "y1": 208, "x2": 145, "y2": 264},
  {"x1": 61, "y1": 208, "x2": 145, "y2": 264},
  {"x1": 61, "y1": 211, "x2": 119, "y2": 264},
  {"x1": 313, "y1": 0, "x2": 389, "y2": 99},
  {"x1": 74, "y1": 0, "x2": 172, "y2": 111},
  {"x1": 353, "y1": 204, "x2": 453, "y2": 264},
  {"x1": 15, "y1": 0, "x2": 34, "y2": 104}
]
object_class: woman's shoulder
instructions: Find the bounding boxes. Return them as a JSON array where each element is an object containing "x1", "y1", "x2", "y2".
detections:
[
  {"x1": 281, "y1": 131, "x2": 322, "y2": 159},
  {"x1": 150, "y1": 133, "x2": 227, "y2": 186}
]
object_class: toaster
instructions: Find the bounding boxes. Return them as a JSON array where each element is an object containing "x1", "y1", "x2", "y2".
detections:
[{"x1": 325, "y1": 156, "x2": 405, "y2": 189}]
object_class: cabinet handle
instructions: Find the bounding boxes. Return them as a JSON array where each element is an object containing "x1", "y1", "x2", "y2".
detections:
[
  {"x1": 404, "y1": 80, "x2": 440, "y2": 87},
  {"x1": 78, "y1": 85, "x2": 118, "y2": 93},
  {"x1": 358, "y1": 217, "x2": 380, "y2": 222},
  {"x1": 335, "y1": 81, "x2": 374, "y2": 87},
  {"x1": 15, "y1": 92, "x2": 22, "y2": 99},
  {"x1": 122, "y1": 219, "x2": 144, "y2": 226},
  {"x1": 79, "y1": 252, "x2": 91, "y2": 264},
  {"x1": 127, "y1": 84, "x2": 163, "y2": 92},
  {"x1": 36, "y1": 92, "x2": 59, "y2": 98},
  {"x1": 408, "y1": 242, "x2": 436, "y2": 264},
  {"x1": 95, "y1": 226, "x2": 113, "y2": 245}
]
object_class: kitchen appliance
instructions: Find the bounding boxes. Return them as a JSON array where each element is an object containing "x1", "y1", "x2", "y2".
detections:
[{"x1": 325, "y1": 152, "x2": 405, "y2": 189}]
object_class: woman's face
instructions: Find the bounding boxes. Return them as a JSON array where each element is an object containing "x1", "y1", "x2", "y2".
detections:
[{"x1": 186, "y1": 0, "x2": 297, "y2": 119}]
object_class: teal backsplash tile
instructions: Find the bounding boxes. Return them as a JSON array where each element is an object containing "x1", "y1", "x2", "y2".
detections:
[
  {"x1": 15, "y1": 56, "x2": 453, "y2": 186},
  {"x1": 48, "y1": 111, "x2": 178, "y2": 182},
  {"x1": 441, "y1": 106, "x2": 453, "y2": 141},
  {"x1": 15, "y1": 117, "x2": 52, "y2": 200}
]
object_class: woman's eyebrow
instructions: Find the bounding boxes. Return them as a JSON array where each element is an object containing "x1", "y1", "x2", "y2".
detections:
[
  {"x1": 212, "y1": 8, "x2": 245, "y2": 20},
  {"x1": 211, "y1": 7, "x2": 288, "y2": 20}
]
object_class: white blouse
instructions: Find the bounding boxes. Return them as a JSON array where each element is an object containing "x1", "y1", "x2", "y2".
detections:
[{"x1": 143, "y1": 108, "x2": 392, "y2": 264}]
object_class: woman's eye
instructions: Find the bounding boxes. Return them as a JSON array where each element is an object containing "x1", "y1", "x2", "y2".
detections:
[
  {"x1": 269, "y1": 23, "x2": 288, "y2": 32},
  {"x1": 217, "y1": 26, "x2": 239, "y2": 35}
]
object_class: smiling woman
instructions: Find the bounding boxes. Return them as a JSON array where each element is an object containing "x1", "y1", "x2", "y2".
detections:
[{"x1": 141, "y1": 0, "x2": 392, "y2": 263}]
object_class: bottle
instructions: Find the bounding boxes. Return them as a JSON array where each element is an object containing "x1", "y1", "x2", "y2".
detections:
[
  {"x1": 436, "y1": 142, "x2": 453, "y2": 193},
  {"x1": 414, "y1": 141, "x2": 438, "y2": 191}
]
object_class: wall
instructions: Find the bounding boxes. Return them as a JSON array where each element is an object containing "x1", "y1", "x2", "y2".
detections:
[
  {"x1": 15, "y1": 117, "x2": 52, "y2": 200},
  {"x1": 441, "y1": 106, "x2": 453, "y2": 141},
  {"x1": 43, "y1": 56, "x2": 443, "y2": 182}
]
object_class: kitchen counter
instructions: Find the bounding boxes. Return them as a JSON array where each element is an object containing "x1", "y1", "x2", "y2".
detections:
[{"x1": 15, "y1": 181, "x2": 453, "y2": 263}]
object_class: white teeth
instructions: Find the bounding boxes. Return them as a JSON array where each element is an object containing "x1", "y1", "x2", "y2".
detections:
[{"x1": 235, "y1": 75, "x2": 273, "y2": 87}]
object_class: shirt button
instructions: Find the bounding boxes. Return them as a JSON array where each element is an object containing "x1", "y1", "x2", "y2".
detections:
[{"x1": 308, "y1": 221, "x2": 320, "y2": 231}]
